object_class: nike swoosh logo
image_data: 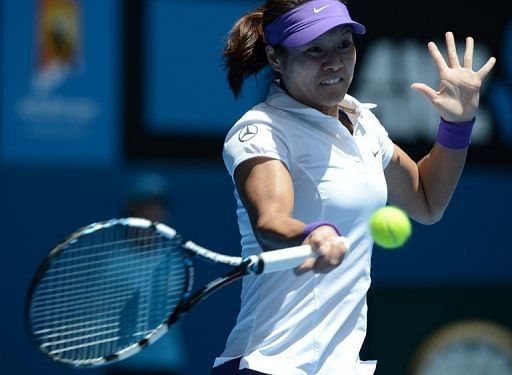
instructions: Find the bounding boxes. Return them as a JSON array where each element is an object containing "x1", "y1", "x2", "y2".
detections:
[
  {"x1": 373, "y1": 150, "x2": 380, "y2": 157},
  {"x1": 313, "y1": 5, "x2": 330, "y2": 13}
]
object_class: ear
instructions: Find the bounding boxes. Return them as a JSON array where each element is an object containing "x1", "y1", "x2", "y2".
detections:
[{"x1": 265, "y1": 45, "x2": 281, "y2": 72}]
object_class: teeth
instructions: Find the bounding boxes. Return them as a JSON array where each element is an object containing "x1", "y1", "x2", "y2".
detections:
[{"x1": 321, "y1": 78, "x2": 341, "y2": 85}]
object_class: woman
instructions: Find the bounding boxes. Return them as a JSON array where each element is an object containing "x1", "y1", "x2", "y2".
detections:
[{"x1": 213, "y1": 0, "x2": 496, "y2": 374}]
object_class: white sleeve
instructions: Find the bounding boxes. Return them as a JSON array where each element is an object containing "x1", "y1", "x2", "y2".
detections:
[
  {"x1": 377, "y1": 124, "x2": 395, "y2": 169},
  {"x1": 364, "y1": 109, "x2": 395, "y2": 169},
  {"x1": 223, "y1": 121, "x2": 290, "y2": 178}
]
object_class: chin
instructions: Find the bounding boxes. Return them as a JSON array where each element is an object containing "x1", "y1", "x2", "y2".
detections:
[
  {"x1": 321, "y1": 85, "x2": 347, "y2": 99},
  {"x1": 321, "y1": 93, "x2": 346, "y2": 106}
]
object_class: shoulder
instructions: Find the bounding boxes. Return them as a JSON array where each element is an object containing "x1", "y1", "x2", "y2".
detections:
[
  {"x1": 224, "y1": 102, "x2": 288, "y2": 143},
  {"x1": 222, "y1": 103, "x2": 293, "y2": 176}
]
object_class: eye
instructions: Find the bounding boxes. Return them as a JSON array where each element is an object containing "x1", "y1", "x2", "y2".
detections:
[
  {"x1": 339, "y1": 39, "x2": 352, "y2": 50},
  {"x1": 306, "y1": 46, "x2": 322, "y2": 54}
]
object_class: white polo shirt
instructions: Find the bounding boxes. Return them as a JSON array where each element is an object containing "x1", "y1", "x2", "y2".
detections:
[{"x1": 215, "y1": 83, "x2": 394, "y2": 375}]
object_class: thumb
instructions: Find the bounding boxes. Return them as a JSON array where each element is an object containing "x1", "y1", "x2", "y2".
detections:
[{"x1": 411, "y1": 82, "x2": 438, "y2": 103}]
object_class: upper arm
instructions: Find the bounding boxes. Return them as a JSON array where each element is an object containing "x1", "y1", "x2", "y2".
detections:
[
  {"x1": 223, "y1": 117, "x2": 293, "y2": 228},
  {"x1": 234, "y1": 157, "x2": 294, "y2": 227}
]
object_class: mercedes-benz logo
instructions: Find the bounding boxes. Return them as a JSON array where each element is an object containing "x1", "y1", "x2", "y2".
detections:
[{"x1": 238, "y1": 125, "x2": 259, "y2": 142}]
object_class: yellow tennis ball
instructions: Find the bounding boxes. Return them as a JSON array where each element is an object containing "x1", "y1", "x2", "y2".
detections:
[{"x1": 369, "y1": 206, "x2": 412, "y2": 249}]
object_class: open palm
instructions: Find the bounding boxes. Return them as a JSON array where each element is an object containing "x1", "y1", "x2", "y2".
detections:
[{"x1": 411, "y1": 32, "x2": 496, "y2": 123}]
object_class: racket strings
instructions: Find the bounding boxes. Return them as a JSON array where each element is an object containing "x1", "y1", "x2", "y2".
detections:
[
  {"x1": 30, "y1": 222, "x2": 188, "y2": 363},
  {"x1": 49, "y1": 240, "x2": 170, "y2": 269},
  {"x1": 52, "y1": 234, "x2": 165, "y2": 256},
  {"x1": 31, "y1": 278, "x2": 187, "y2": 320},
  {"x1": 33, "y1": 257, "x2": 185, "y2": 296}
]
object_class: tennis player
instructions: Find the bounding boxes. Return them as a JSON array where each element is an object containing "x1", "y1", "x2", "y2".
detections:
[{"x1": 213, "y1": 0, "x2": 495, "y2": 374}]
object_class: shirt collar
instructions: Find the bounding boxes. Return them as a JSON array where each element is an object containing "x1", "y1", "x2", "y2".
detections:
[{"x1": 265, "y1": 82, "x2": 377, "y2": 119}]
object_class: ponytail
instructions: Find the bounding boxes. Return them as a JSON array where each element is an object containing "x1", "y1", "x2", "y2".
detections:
[
  {"x1": 224, "y1": 0, "x2": 334, "y2": 98},
  {"x1": 223, "y1": 7, "x2": 268, "y2": 98}
]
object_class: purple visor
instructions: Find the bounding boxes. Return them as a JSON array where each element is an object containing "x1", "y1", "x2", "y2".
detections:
[{"x1": 264, "y1": 0, "x2": 366, "y2": 48}]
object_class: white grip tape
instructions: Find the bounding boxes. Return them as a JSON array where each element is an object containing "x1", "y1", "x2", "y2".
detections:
[
  {"x1": 259, "y1": 237, "x2": 351, "y2": 274},
  {"x1": 259, "y1": 245, "x2": 314, "y2": 274}
]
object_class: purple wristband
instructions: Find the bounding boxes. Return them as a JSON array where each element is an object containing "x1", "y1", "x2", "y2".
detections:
[
  {"x1": 436, "y1": 117, "x2": 475, "y2": 149},
  {"x1": 301, "y1": 221, "x2": 341, "y2": 240}
]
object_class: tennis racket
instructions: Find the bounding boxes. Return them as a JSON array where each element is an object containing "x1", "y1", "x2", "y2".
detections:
[{"x1": 26, "y1": 217, "x2": 348, "y2": 367}]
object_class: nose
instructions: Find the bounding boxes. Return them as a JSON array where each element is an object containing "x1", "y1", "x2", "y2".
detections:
[{"x1": 322, "y1": 49, "x2": 345, "y2": 71}]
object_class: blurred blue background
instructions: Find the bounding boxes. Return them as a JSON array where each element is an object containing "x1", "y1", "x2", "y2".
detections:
[{"x1": 1, "y1": 0, "x2": 511, "y2": 374}]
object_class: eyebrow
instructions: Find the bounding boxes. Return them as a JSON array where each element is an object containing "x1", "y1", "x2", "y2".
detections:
[
  {"x1": 339, "y1": 27, "x2": 351, "y2": 35},
  {"x1": 314, "y1": 27, "x2": 352, "y2": 44},
  {"x1": 301, "y1": 26, "x2": 352, "y2": 48},
  {"x1": 324, "y1": 26, "x2": 352, "y2": 39}
]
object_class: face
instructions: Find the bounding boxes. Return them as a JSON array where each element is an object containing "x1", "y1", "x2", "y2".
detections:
[{"x1": 269, "y1": 26, "x2": 356, "y2": 117}]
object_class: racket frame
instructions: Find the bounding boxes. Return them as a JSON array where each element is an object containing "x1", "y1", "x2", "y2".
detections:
[
  {"x1": 25, "y1": 217, "x2": 320, "y2": 367},
  {"x1": 25, "y1": 218, "x2": 250, "y2": 367}
]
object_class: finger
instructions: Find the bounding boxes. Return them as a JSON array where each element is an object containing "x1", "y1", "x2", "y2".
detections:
[
  {"x1": 445, "y1": 31, "x2": 460, "y2": 68},
  {"x1": 427, "y1": 41, "x2": 448, "y2": 71},
  {"x1": 313, "y1": 251, "x2": 342, "y2": 273},
  {"x1": 317, "y1": 241, "x2": 331, "y2": 257},
  {"x1": 313, "y1": 258, "x2": 337, "y2": 273},
  {"x1": 463, "y1": 36, "x2": 474, "y2": 69},
  {"x1": 411, "y1": 82, "x2": 439, "y2": 103},
  {"x1": 313, "y1": 240, "x2": 346, "y2": 273},
  {"x1": 332, "y1": 236, "x2": 350, "y2": 251},
  {"x1": 476, "y1": 57, "x2": 497, "y2": 80},
  {"x1": 294, "y1": 257, "x2": 317, "y2": 276}
]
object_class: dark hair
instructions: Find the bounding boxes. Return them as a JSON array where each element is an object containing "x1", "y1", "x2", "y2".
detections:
[{"x1": 224, "y1": 0, "x2": 347, "y2": 98}]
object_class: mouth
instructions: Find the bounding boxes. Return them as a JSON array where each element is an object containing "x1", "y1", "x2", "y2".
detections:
[{"x1": 320, "y1": 77, "x2": 343, "y2": 86}]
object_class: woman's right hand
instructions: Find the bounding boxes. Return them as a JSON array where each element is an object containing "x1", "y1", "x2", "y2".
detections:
[{"x1": 296, "y1": 225, "x2": 348, "y2": 275}]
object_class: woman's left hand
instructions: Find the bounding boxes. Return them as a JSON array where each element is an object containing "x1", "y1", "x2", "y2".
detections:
[{"x1": 411, "y1": 32, "x2": 496, "y2": 123}]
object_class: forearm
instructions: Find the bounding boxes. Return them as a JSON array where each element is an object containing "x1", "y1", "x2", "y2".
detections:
[
  {"x1": 386, "y1": 140, "x2": 467, "y2": 225},
  {"x1": 417, "y1": 142, "x2": 467, "y2": 221},
  {"x1": 253, "y1": 213, "x2": 346, "y2": 274},
  {"x1": 253, "y1": 213, "x2": 306, "y2": 250},
  {"x1": 234, "y1": 157, "x2": 340, "y2": 253},
  {"x1": 404, "y1": 31, "x2": 495, "y2": 221}
]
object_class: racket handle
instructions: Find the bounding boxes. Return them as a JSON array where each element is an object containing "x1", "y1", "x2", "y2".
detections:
[
  {"x1": 247, "y1": 237, "x2": 351, "y2": 274},
  {"x1": 260, "y1": 235, "x2": 349, "y2": 274},
  {"x1": 257, "y1": 244, "x2": 314, "y2": 274},
  {"x1": 259, "y1": 245, "x2": 312, "y2": 273}
]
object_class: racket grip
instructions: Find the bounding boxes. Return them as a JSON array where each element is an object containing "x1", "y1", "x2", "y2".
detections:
[
  {"x1": 258, "y1": 244, "x2": 315, "y2": 274},
  {"x1": 256, "y1": 237, "x2": 351, "y2": 274}
]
